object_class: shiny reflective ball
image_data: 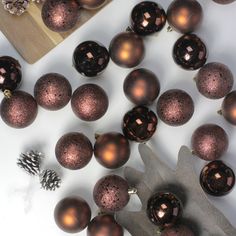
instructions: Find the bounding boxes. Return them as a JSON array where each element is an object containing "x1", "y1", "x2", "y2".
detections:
[
  {"x1": 213, "y1": 0, "x2": 235, "y2": 4},
  {"x1": 161, "y1": 224, "x2": 195, "y2": 236},
  {"x1": 221, "y1": 91, "x2": 236, "y2": 125},
  {"x1": 78, "y1": 0, "x2": 106, "y2": 9}
]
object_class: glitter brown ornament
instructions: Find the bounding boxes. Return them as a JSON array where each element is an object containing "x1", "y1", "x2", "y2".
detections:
[
  {"x1": 55, "y1": 132, "x2": 93, "y2": 170},
  {"x1": 161, "y1": 224, "x2": 195, "y2": 236},
  {"x1": 78, "y1": 0, "x2": 106, "y2": 9},
  {"x1": 212, "y1": 0, "x2": 235, "y2": 4},
  {"x1": 221, "y1": 91, "x2": 236, "y2": 125}
]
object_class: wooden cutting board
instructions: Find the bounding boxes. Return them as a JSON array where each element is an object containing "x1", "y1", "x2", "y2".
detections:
[{"x1": 0, "y1": 0, "x2": 111, "y2": 64}]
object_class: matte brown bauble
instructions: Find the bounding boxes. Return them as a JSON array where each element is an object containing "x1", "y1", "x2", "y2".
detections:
[
  {"x1": 221, "y1": 91, "x2": 236, "y2": 125},
  {"x1": 123, "y1": 68, "x2": 160, "y2": 105},
  {"x1": 93, "y1": 175, "x2": 130, "y2": 212},
  {"x1": 55, "y1": 132, "x2": 93, "y2": 170},
  {"x1": 41, "y1": 0, "x2": 80, "y2": 32},
  {"x1": 0, "y1": 91, "x2": 38, "y2": 128},
  {"x1": 71, "y1": 84, "x2": 109, "y2": 121},
  {"x1": 212, "y1": 0, "x2": 235, "y2": 4},
  {"x1": 195, "y1": 62, "x2": 234, "y2": 99},
  {"x1": 191, "y1": 124, "x2": 229, "y2": 161},
  {"x1": 167, "y1": 0, "x2": 203, "y2": 33},
  {"x1": 34, "y1": 73, "x2": 72, "y2": 111},
  {"x1": 78, "y1": 0, "x2": 106, "y2": 9},
  {"x1": 94, "y1": 132, "x2": 130, "y2": 169},
  {"x1": 109, "y1": 32, "x2": 145, "y2": 68},
  {"x1": 156, "y1": 89, "x2": 194, "y2": 126},
  {"x1": 54, "y1": 197, "x2": 91, "y2": 233},
  {"x1": 161, "y1": 224, "x2": 195, "y2": 236}
]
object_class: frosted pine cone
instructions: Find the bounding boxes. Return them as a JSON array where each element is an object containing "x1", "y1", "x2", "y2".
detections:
[
  {"x1": 40, "y1": 169, "x2": 61, "y2": 191},
  {"x1": 2, "y1": 0, "x2": 29, "y2": 15}
]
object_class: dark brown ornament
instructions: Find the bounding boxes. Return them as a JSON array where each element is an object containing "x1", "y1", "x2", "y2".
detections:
[
  {"x1": 167, "y1": 0, "x2": 203, "y2": 34},
  {"x1": 195, "y1": 62, "x2": 234, "y2": 99},
  {"x1": 71, "y1": 83, "x2": 109, "y2": 121},
  {"x1": 109, "y1": 32, "x2": 145, "y2": 68},
  {"x1": 0, "y1": 91, "x2": 38, "y2": 128},
  {"x1": 34, "y1": 73, "x2": 72, "y2": 111},
  {"x1": 41, "y1": 0, "x2": 80, "y2": 32},
  {"x1": 212, "y1": 0, "x2": 235, "y2": 4},
  {"x1": 191, "y1": 124, "x2": 229, "y2": 161},
  {"x1": 161, "y1": 224, "x2": 195, "y2": 236},
  {"x1": 54, "y1": 196, "x2": 91, "y2": 233},
  {"x1": 221, "y1": 91, "x2": 236, "y2": 125},
  {"x1": 122, "y1": 106, "x2": 158, "y2": 143},
  {"x1": 55, "y1": 132, "x2": 93, "y2": 170},
  {"x1": 123, "y1": 68, "x2": 160, "y2": 105},
  {"x1": 93, "y1": 175, "x2": 130, "y2": 212},
  {"x1": 156, "y1": 89, "x2": 194, "y2": 126},
  {"x1": 200, "y1": 161, "x2": 235, "y2": 196},
  {"x1": 173, "y1": 34, "x2": 207, "y2": 70},
  {"x1": 78, "y1": 0, "x2": 106, "y2": 9}
]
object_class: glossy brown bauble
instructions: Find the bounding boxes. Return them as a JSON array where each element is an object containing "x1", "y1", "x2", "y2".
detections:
[
  {"x1": 122, "y1": 106, "x2": 158, "y2": 142},
  {"x1": 221, "y1": 91, "x2": 236, "y2": 125},
  {"x1": 54, "y1": 197, "x2": 91, "y2": 233},
  {"x1": 109, "y1": 32, "x2": 145, "y2": 68},
  {"x1": 156, "y1": 89, "x2": 194, "y2": 126},
  {"x1": 87, "y1": 214, "x2": 124, "y2": 236},
  {"x1": 71, "y1": 84, "x2": 109, "y2": 121},
  {"x1": 41, "y1": 0, "x2": 80, "y2": 32},
  {"x1": 123, "y1": 68, "x2": 160, "y2": 105},
  {"x1": 55, "y1": 132, "x2": 93, "y2": 170},
  {"x1": 161, "y1": 224, "x2": 195, "y2": 236},
  {"x1": 196, "y1": 62, "x2": 234, "y2": 99},
  {"x1": 1, "y1": 91, "x2": 38, "y2": 128},
  {"x1": 167, "y1": 0, "x2": 203, "y2": 33},
  {"x1": 94, "y1": 132, "x2": 130, "y2": 169},
  {"x1": 93, "y1": 175, "x2": 130, "y2": 212},
  {"x1": 147, "y1": 192, "x2": 182, "y2": 228},
  {"x1": 78, "y1": 0, "x2": 106, "y2": 9},
  {"x1": 200, "y1": 161, "x2": 235, "y2": 196},
  {"x1": 173, "y1": 34, "x2": 207, "y2": 70},
  {"x1": 212, "y1": 0, "x2": 235, "y2": 4},
  {"x1": 191, "y1": 124, "x2": 229, "y2": 161}
]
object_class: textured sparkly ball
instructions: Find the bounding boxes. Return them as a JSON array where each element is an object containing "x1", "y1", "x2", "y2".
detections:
[
  {"x1": 55, "y1": 132, "x2": 93, "y2": 170},
  {"x1": 78, "y1": 0, "x2": 106, "y2": 9},
  {"x1": 0, "y1": 91, "x2": 38, "y2": 128},
  {"x1": 122, "y1": 106, "x2": 158, "y2": 142},
  {"x1": 54, "y1": 197, "x2": 91, "y2": 233},
  {"x1": 200, "y1": 161, "x2": 235, "y2": 196},
  {"x1": 123, "y1": 68, "x2": 160, "y2": 105},
  {"x1": 167, "y1": 0, "x2": 203, "y2": 34},
  {"x1": 73, "y1": 41, "x2": 110, "y2": 77},
  {"x1": 221, "y1": 91, "x2": 236, "y2": 125},
  {"x1": 212, "y1": 0, "x2": 235, "y2": 4},
  {"x1": 156, "y1": 89, "x2": 194, "y2": 126},
  {"x1": 161, "y1": 224, "x2": 195, "y2": 236},
  {"x1": 109, "y1": 32, "x2": 145, "y2": 68},
  {"x1": 71, "y1": 84, "x2": 108, "y2": 121},
  {"x1": 34, "y1": 73, "x2": 72, "y2": 111},
  {"x1": 191, "y1": 124, "x2": 229, "y2": 161},
  {"x1": 173, "y1": 34, "x2": 207, "y2": 70},
  {"x1": 41, "y1": 0, "x2": 80, "y2": 32},
  {"x1": 93, "y1": 175, "x2": 130, "y2": 212},
  {"x1": 130, "y1": 1, "x2": 166, "y2": 36}
]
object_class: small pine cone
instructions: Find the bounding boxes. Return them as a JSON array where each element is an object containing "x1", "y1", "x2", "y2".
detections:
[
  {"x1": 40, "y1": 169, "x2": 61, "y2": 191},
  {"x1": 2, "y1": 0, "x2": 29, "y2": 16}
]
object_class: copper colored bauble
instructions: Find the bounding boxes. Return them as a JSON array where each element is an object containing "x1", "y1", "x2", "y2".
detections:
[
  {"x1": 54, "y1": 197, "x2": 91, "y2": 233},
  {"x1": 94, "y1": 132, "x2": 130, "y2": 169},
  {"x1": 212, "y1": 0, "x2": 235, "y2": 4},
  {"x1": 41, "y1": 0, "x2": 80, "y2": 32},
  {"x1": 161, "y1": 224, "x2": 195, "y2": 236},
  {"x1": 109, "y1": 32, "x2": 145, "y2": 68},
  {"x1": 55, "y1": 132, "x2": 93, "y2": 170},
  {"x1": 173, "y1": 34, "x2": 207, "y2": 70},
  {"x1": 156, "y1": 89, "x2": 194, "y2": 126},
  {"x1": 195, "y1": 62, "x2": 234, "y2": 99},
  {"x1": 191, "y1": 124, "x2": 229, "y2": 161},
  {"x1": 73, "y1": 41, "x2": 110, "y2": 77},
  {"x1": 123, "y1": 68, "x2": 160, "y2": 105},
  {"x1": 122, "y1": 106, "x2": 158, "y2": 142},
  {"x1": 0, "y1": 91, "x2": 38, "y2": 128},
  {"x1": 221, "y1": 91, "x2": 236, "y2": 125},
  {"x1": 71, "y1": 84, "x2": 109, "y2": 121},
  {"x1": 167, "y1": 0, "x2": 203, "y2": 34},
  {"x1": 200, "y1": 161, "x2": 235, "y2": 196},
  {"x1": 34, "y1": 73, "x2": 72, "y2": 111},
  {"x1": 130, "y1": 1, "x2": 166, "y2": 36},
  {"x1": 78, "y1": 0, "x2": 106, "y2": 9},
  {"x1": 93, "y1": 175, "x2": 130, "y2": 212}
]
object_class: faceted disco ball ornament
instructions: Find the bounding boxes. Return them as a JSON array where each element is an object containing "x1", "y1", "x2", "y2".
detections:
[
  {"x1": 221, "y1": 91, "x2": 236, "y2": 125},
  {"x1": 78, "y1": 0, "x2": 106, "y2": 9}
]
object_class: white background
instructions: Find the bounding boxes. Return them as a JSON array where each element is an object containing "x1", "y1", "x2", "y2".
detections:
[{"x1": 1, "y1": 0, "x2": 236, "y2": 235}]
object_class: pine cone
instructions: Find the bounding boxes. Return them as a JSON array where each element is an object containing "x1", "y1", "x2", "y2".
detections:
[
  {"x1": 40, "y1": 169, "x2": 61, "y2": 191},
  {"x1": 2, "y1": 0, "x2": 29, "y2": 16}
]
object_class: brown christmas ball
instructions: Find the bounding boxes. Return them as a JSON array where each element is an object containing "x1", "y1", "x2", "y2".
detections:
[
  {"x1": 123, "y1": 68, "x2": 160, "y2": 105},
  {"x1": 213, "y1": 0, "x2": 235, "y2": 4},
  {"x1": 41, "y1": 0, "x2": 80, "y2": 32},
  {"x1": 191, "y1": 124, "x2": 229, "y2": 161},
  {"x1": 78, "y1": 0, "x2": 106, "y2": 9},
  {"x1": 94, "y1": 132, "x2": 130, "y2": 169},
  {"x1": 71, "y1": 84, "x2": 109, "y2": 121},
  {"x1": 55, "y1": 132, "x2": 93, "y2": 170},
  {"x1": 109, "y1": 32, "x2": 145, "y2": 68},
  {"x1": 167, "y1": 0, "x2": 203, "y2": 33},
  {"x1": 161, "y1": 224, "x2": 195, "y2": 236},
  {"x1": 54, "y1": 196, "x2": 91, "y2": 233},
  {"x1": 34, "y1": 73, "x2": 72, "y2": 111},
  {"x1": 221, "y1": 91, "x2": 236, "y2": 125},
  {"x1": 1, "y1": 91, "x2": 38, "y2": 128},
  {"x1": 93, "y1": 175, "x2": 130, "y2": 212},
  {"x1": 156, "y1": 89, "x2": 194, "y2": 126}
]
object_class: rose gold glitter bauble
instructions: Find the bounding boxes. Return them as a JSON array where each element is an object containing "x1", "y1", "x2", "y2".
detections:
[
  {"x1": 78, "y1": 0, "x2": 106, "y2": 9},
  {"x1": 221, "y1": 91, "x2": 236, "y2": 125},
  {"x1": 213, "y1": 0, "x2": 235, "y2": 4},
  {"x1": 161, "y1": 224, "x2": 195, "y2": 236}
]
